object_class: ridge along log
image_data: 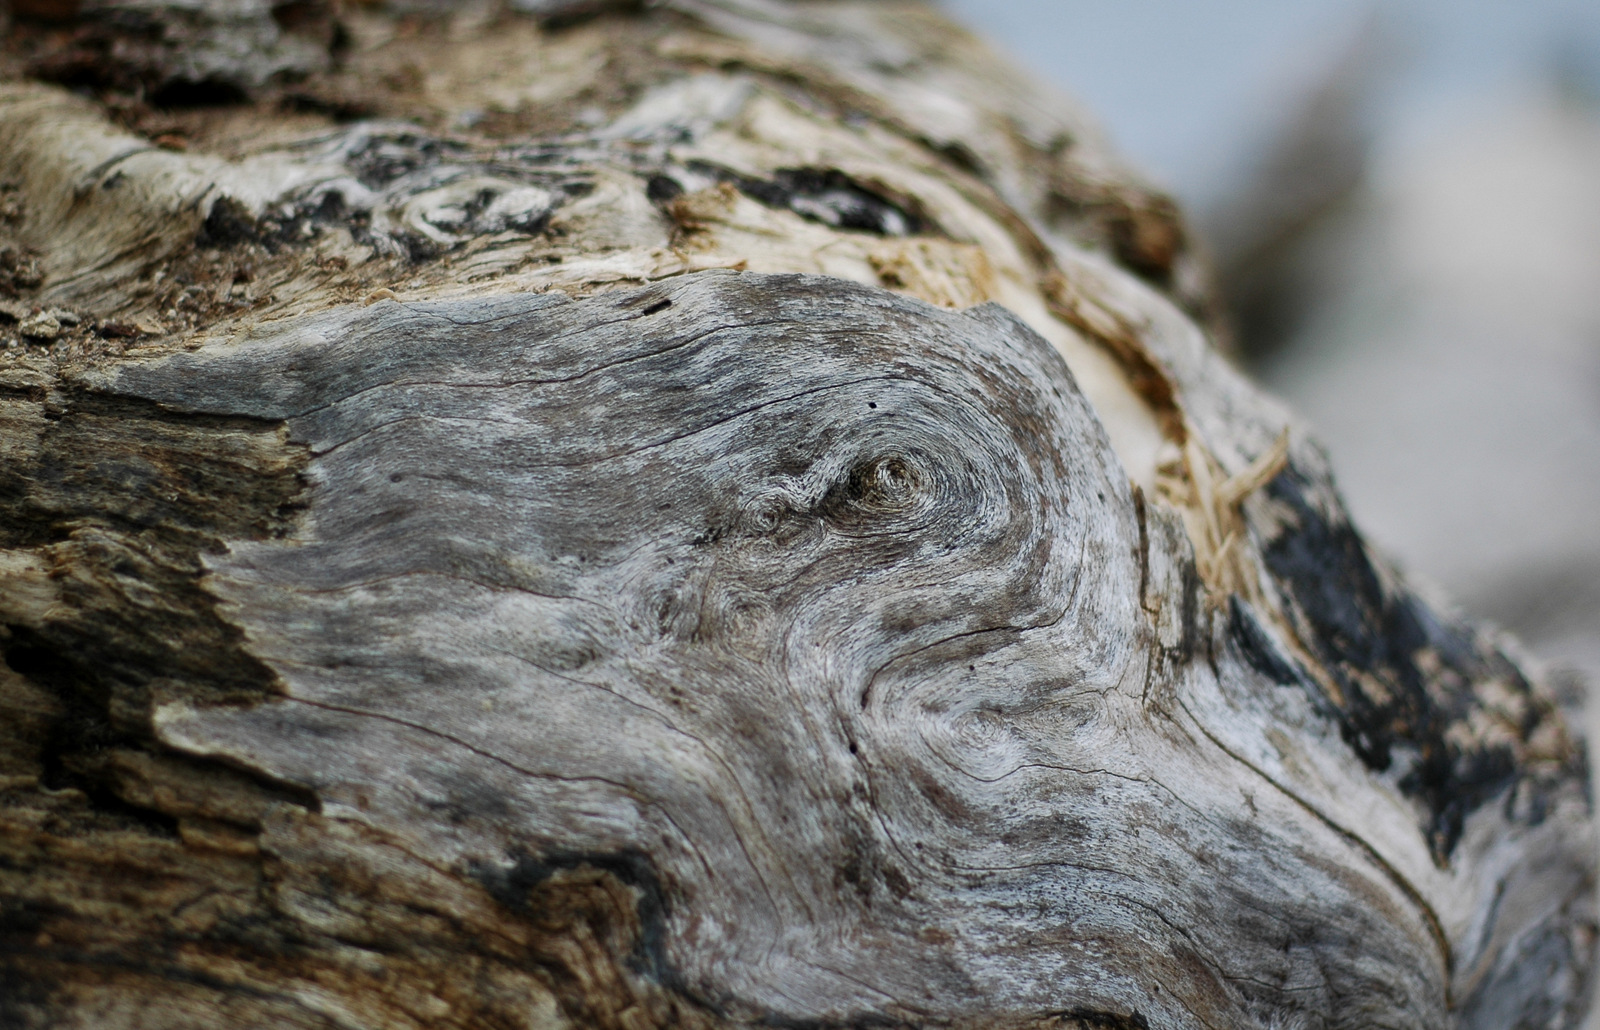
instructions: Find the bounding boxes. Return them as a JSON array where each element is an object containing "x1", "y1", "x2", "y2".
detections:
[{"x1": 0, "y1": 1, "x2": 1592, "y2": 1027}]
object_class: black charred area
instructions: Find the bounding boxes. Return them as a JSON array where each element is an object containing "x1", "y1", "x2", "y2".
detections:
[
  {"x1": 1259, "y1": 464, "x2": 1583, "y2": 864},
  {"x1": 0, "y1": 382, "x2": 309, "y2": 829},
  {"x1": 670, "y1": 162, "x2": 933, "y2": 237},
  {"x1": 192, "y1": 131, "x2": 591, "y2": 262},
  {"x1": 195, "y1": 192, "x2": 372, "y2": 256},
  {"x1": 342, "y1": 131, "x2": 472, "y2": 191},
  {"x1": 1227, "y1": 596, "x2": 1302, "y2": 688},
  {"x1": 341, "y1": 131, "x2": 597, "y2": 199}
]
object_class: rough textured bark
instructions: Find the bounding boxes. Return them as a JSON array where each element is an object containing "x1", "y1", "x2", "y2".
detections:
[{"x1": 0, "y1": 2, "x2": 1593, "y2": 1028}]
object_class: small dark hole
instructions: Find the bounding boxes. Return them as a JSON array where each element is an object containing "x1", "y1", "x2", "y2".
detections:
[
  {"x1": 641, "y1": 298, "x2": 672, "y2": 316},
  {"x1": 646, "y1": 175, "x2": 684, "y2": 202},
  {"x1": 5, "y1": 644, "x2": 59, "y2": 681},
  {"x1": 847, "y1": 741, "x2": 859, "y2": 755},
  {"x1": 151, "y1": 77, "x2": 249, "y2": 109},
  {"x1": 389, "y1": 472, "x2": 404, "y2": 483},
  {"x1": 867, "y1": 402, "x2": 877, "y2": 409},
  {"x1": 271, "y1": 0, "x2": 323, "y2": 32}
]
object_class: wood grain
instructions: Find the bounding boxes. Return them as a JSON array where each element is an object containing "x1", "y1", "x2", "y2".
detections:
[{"x1": 0, "y1": 1, "x2": 1593, "y2": 1026}]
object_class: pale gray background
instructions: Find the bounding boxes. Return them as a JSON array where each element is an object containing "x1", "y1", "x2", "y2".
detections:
[{"x1": 937, "y1": 0, "x2": 1600, "y2": 207}]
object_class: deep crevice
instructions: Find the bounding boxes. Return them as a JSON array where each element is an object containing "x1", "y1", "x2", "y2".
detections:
[{"x1": 4, "y1": 628, "x2": 178, "y2": 838}]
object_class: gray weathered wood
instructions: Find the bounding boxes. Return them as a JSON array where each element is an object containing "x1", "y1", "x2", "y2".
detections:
[{"x1": 0, "y1": 2, "x2": 1593, "y2": 1028}]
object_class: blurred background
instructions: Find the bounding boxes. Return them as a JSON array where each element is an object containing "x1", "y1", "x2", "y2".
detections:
[{"x1": 940, "y1": 0, "x2": 1600, "y2": 712}]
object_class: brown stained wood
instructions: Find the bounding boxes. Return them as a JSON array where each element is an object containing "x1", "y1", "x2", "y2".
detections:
[{"x1": 0, "y1": 2, "x2": 1594, "y2": 1028}]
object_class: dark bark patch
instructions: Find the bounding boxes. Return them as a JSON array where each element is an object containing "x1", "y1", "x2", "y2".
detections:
[
  {"x1": 1227, "y1": 596, "x2": 1301, "y2": 688},
  {"x1": 660, "y1": 162, "x2": 934, "y2": 237},
  {"x1": 191, "y1": 128, "x2": 593, "y2": 264},
  {"x1": 0, "y1": 385, "x2": 309, "y2": 835},
  {"x1": 0, "y1": 920, "x2": 60, "y2": 1029},
  {"x1": 1260, "y1": 464, "x2": 1583, "y2": 864}
]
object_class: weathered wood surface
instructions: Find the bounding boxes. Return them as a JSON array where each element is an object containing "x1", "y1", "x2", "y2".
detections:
[{"x1": 0, "y1": 1, "x2": 1594, "y2": 1028}]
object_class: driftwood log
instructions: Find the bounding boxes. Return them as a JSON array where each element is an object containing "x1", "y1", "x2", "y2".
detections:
[{"x1": 0, "y1": 2, "x2": 1594, "y2": 1027}]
